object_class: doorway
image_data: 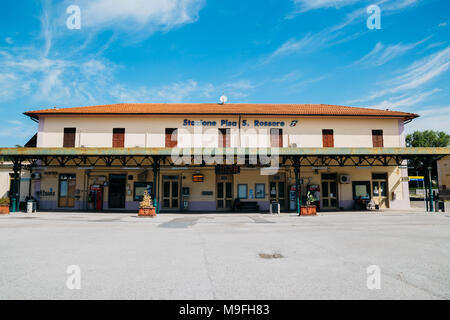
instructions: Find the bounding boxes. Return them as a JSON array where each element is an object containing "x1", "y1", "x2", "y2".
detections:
[
  {"x1": 217, "y1": 175, "x2": 233, "y2": 210},
  {"x1": 58, "y1": 174, "x2": 76, "y2": 208},
  {"x1": 372, "y1": 173, "x2": 389, "y2": 208},
  {"x1": 162, "y1": 175, "x2": 179, "y2": 209},
  {"x1": 269, "y1": 175, "x2": 286, "y2": 210},
  {"x1": 108, "y1": 174, "x2": 126, "y2": 208},
  {"x1": 321, "y1": 173, "x2": 338, "y2": 209}
]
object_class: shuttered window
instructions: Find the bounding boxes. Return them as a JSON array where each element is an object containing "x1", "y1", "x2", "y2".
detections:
[
  {"x1": 165, "y1": 128, "x2": 177, "y2": 147},
  {"x1": 63, "y1": 128, "x2": 76, "y2": 147},
  {"x1": 112, "y1": 128, "x2": 125, "y2": 147},
  {"x1": 322, "y1": 129, "x2": 334, "y2": 147},
  {"x1": 218, "y1": 128, "x2": 230, "y2": 147},
  {"x1": 372, "y1": 130, "x2": 384, "y2": 147},
  {"x1": 270, "y1": 128, "x2": 283, "y2": 147}
]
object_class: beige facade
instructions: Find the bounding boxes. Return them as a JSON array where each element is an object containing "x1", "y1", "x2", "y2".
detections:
[
  {"x1": 37, "y1": 115, "x2": 404, "y2": 148},
  {"x1": 437, "y1": 155, "x2": 450, "y2": 190},
  {"x1": 14, "y1": 112, "x2": 410, "y2": 212}
]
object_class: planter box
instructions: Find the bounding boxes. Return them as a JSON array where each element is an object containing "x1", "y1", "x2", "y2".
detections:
[
  {"x1": 138, "y1": 207, "x2": 156, "y2": 217},
  {"x1": 300, "y1": 205, "x2": 317, "y2": 216},
  {"x1": 0, "y1": 205, "x2": 10, "y2": 214}
]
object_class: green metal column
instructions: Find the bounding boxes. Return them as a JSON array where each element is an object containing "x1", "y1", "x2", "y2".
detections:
[
  {"x1": 11, "y1": 160, "x2": 21, "y2": 213},
  {"x1": 294, "y1": 157, "x2": 301, "y2": 214},
  {"x1": 428, "y1": 166, "x2": 434, "y2": 212},
  {"x1": 152, "y1": 157, "x2": 159, "y2": 214}
]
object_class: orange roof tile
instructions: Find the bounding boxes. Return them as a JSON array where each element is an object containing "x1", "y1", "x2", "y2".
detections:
[{"x1": 24, "y1": 103, "x2": 419, "y2": 120}]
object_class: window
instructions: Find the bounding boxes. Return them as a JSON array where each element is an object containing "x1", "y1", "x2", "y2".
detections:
[
  {"x1": 352, "y1": 181, "x2": 371, "y2": 200},
  {"x1": 322, "y1": 129, "x2": 334, "y2": 147},
  {"x1": 133, "y1": 182, "x2": 153, "y2": 201},
  {"x1": 237, "y1": 184, "x2": 248, "y2": 199},
  {"x1": 165, "y1": 128, "x2": 177, "y2": 147},
  {"x1": 63, "y1": 128, "x2": 76, "y2": 147},
  {"x1": 218, "y1": 128, "x2": 230, "y2": 147},
  {"x1": 112, "y1": 128, "x2": 125, "y2": 147},
  {"x1": 270, "y1": 128, "x2": 283, "y2": 147},
  {"x1": 372, "y1": 130, "x2": 384, "y2": 147},
  {"x1": 255, "y1": 184, "x2": 265, "y2": 199}
]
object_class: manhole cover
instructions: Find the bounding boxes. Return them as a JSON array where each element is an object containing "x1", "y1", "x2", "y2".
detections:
[{"x1": 259, "y1": 252, "x2": 283, "y2": 259}]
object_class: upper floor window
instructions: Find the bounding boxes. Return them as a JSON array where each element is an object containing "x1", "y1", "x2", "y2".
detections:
[
  {"x1": 218, "y1": 128, "x2": 230, "y2": 148},
  {"x1": 372, "y1": 130, "x2": 384, "y2": 147},
  {"x1": 63, "y1": 128, "x2": 76, "y2": 147},
  {"x1": 322, "y1": 129, "x2": 334, "y2": 147},
  {"x1": 112, "y1": 128, "x2": 125, "y2": 147},
  {"x1": 165, "y1": 128, "x2": 177, "y2": 147},
  {"x1": 270, "y1": 128, "x2": 283, "y2": 147}
]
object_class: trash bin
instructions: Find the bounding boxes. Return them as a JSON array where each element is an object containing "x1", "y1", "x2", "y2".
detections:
[
  {"x1": 27, "y1": 200, "x2": 36, "y2": 214},
  {"x1": 270, "y1": 201, "x2": 280, "y2": 215},
  {"x1": 438, "y1": 201, "x2": 445, "y2": 212}
]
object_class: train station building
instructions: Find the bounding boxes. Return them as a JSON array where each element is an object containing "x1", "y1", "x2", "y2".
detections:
[{"x1": 1, "y1": 103, "x2": 449, "y2": 213}]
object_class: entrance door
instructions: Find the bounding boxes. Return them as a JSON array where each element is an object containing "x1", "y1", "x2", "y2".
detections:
[
  {"x1": 321, "y1": 173, "x2": 338, "y2": 209},
  {"x1": 217, "y1": 175, "x2": 233, "y2": 210},
  {"x1": 162, "y1": 176, "x2": 179, "y2": 209},
  {"x1": 59, "y1": 174, "x2": 76, "y2": 208},
  {"x1": 269, "y1": 176, "x2": 286, "y2": 210},
  {"x1": 372, "y1": 173, "x2": 388, "y2": 208},
  {"x1": 108, "y1": 174, "x2": 126, "y2": 208}
]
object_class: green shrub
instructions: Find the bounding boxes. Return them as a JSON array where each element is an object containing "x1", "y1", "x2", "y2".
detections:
[{"x1": 0, "y1": 197, "x2": 10, "y2": 206}]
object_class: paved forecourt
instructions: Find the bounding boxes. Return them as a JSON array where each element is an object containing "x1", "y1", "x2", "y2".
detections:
[{"x1": 0, "y1": 211, "x2": 449, "y2": 299}]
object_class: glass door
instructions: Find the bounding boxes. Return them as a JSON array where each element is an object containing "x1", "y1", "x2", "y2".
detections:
[
  {"x1": 269, "y1": 178, "x2": 286, "y2": 210},
  {"x1": 372, "y1": 173, "x2": 388, "y2": 208},
  {"x1": 162, "y1": 176, "x2": 179, "y2": 209},
  {"x1": 217, "y1": 175, "x2": 232, "y2": 210},
  {"x1": 58, "y1": 174, "x2": 76, "y2": 208},
  {"x1": 321, "y1": 173, "x2": 338, "y2": 209}
]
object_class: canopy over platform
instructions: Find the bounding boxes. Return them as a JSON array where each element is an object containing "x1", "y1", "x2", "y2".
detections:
[{"x1": 0, "y1": 147, "x2": 448, "y2": 168}]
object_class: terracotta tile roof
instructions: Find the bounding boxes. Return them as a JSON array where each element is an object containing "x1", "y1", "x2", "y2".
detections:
[{"x1": 24, "y1": 103, "x2": 418, "y2": 120}]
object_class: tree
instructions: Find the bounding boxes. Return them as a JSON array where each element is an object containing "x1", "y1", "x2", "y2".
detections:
[
  {"x1": 406, "y1": 130, "x2": 450, "y2": 186},
  {"x1": 406, "y1": 130, "x2": 450, "y2": 148}
]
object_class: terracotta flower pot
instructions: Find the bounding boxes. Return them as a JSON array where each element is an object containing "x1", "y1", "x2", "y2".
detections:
[
  {"x1": 300, "y1": 205, "x2": 317, "y2": 216},
  {"x1": 0, "y1": 205, "x2": 10, "y2": 214},
  {"x1": 138, "y1": 207, "x2": 156, "y2": 217}
]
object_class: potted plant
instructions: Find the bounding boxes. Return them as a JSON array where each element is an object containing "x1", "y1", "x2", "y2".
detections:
[
  {"x1": 0, "y1": 197, "x2": 10, "y2": 214},
  {"x1": 300, "y1": 192, "x2": 317, "y2": 216},
  {"x1": 138, "y1": 191, "x2": 156, "y2": 217}
]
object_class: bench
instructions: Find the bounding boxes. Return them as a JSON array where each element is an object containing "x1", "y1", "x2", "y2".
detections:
[{"x1": 234, "y1": 200, "x2": 260, "y2": 212}]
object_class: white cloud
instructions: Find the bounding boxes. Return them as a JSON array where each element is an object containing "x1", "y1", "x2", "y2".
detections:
[
  {"x1": 293, "y1": 0, "x2": 359, "y2": 12},
  {"x1": 357, "y1": 38, "x2": 430, "y2": 66},
  {"x1": 369, "y1": 89, "x2": 441, "y2": 110},
  {"x1": 405, "y1": 106, "x2": 450, "y2": 133},
  {"x1": 110, "y1": 79, "x2": 258, "y2": 103},
  {"x1": 69, "y1": 0, "x2": 204, "y2": 32},
  {"x1": 377, "y1": 46, "x2": 450, "y2": 96},
  {"x1": 5, "y1": 37, "x2": 13, "y2": 45}
]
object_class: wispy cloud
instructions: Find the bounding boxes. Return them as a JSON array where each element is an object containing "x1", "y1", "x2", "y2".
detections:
[
  {"x1": 356, "y1": 38, "x2": 430, "y2": 66},
  {"x1": 369, "y1": 88, "x2": 441, "y2": 110},
  {"x1": 61, "y1": 0, "x2": 205, "y2": 35},
  {"x1": 292, "y1": 0, "x2": 359, "y2": 13},
  {"x1": 371, "y1": 46, "x2": 450, "y2": 99},
  {"x1": 348, "y1": 46, "x2": 450, "y2": 114},
  {"x1": 274, "y1": 0, "x2": 421, "y2": 62},
  {"x1": 110, "y1": 79, "x2": 258, "y2": 104},
  {"x1": 406, "y1": 105, "x2": 450, "y2": 133}
]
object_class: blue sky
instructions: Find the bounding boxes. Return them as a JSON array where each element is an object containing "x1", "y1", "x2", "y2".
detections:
[{"x1": 0, "y1": 0, "x2": 449, "y2": 146}]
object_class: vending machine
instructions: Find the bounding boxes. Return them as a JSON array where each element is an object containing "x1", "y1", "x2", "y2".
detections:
[
  {"x1": 289, "y1": 185, "x2": 301, "y2": 211},
  {"x1": 89, "y1": 185, "x2": 103, "y2": 211}
]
